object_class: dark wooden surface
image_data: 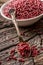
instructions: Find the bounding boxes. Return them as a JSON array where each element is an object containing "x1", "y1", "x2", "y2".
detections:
[
  {"x1": 0, "y1": 0, "x2": 8, "y2": 6},
  {"x1": 0, "y1": 14, "x2": 43, "y2": 65},
  {"x1": 0, "y1": 1, "x2": 43, "y2": 65}
]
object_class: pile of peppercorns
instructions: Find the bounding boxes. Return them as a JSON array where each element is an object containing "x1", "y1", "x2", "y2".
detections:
[
  {"x1": 17, "y1": 42, "x2": 39, "y2": 57},
  {"x1": 6, "y1": 42, "x2": 40, "y2": 62},
  {"x1": 0, "y1": 42, "x2": 43, "y2": 65},
  {"x1": 3, "y1": 0, "x2": 43, "y2": 19}
]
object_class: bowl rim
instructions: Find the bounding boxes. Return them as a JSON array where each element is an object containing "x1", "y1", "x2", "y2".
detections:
[{"x1": 0, "y1": 0, "x2": 43, "y2": 21}]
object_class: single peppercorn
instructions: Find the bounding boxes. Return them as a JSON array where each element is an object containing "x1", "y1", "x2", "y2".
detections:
[{"x1": 18, "y1": 58, "x2": 25, "y2": 62}]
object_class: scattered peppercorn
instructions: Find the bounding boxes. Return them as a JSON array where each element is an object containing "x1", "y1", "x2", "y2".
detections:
[
  {"x1": 41, "y1": 48, "x2": 43, "y2": 50},
  {"x1": 18, "y1": 58, "x2": 25, "y2": 62},
  {"x1": 10, "y1": 48, "x2": 15, "y2": 56},
  {"x1": 6, "y1": 57, "x2": 11, "y2": 61},
  {"x1": 31, "y1": 46, "x2": 39, "y2": 57},
  {"x1": 12, "y1": 56, "x2": 17, "y2": 60}
]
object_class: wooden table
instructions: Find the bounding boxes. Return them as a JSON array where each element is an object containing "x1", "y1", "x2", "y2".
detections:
[
  {"x1": 0, "y1": 0, "x2": 8, "y2": 6},
  {"x1": 0, "y1": 14, "x2": 43, "y2": 65},
  {"x1": 0, "y1": 1, "x2": 43, "y2": 65}
]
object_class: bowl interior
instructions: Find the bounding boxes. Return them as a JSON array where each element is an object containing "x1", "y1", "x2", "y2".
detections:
[{"x1": 0, "y1": 0, "x2": 43, "y2": 21}]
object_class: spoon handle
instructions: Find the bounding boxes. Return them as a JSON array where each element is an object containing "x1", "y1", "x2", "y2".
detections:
[
  {"x1": 11, "y1": 13, "x2": 20, "y2": 36},
  {"x1": 11, "y1": 12, "x2": 23, "y2": 42}
]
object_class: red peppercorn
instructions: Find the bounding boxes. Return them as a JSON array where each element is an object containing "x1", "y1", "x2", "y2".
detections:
[
  {"x1": 18, "y1": 58, "x2": 25, "y2": 62},
  {"x1": 10, "y1": 48, "x2": 15, "y2": 56},
  {"x1": 10, "y1": 53, "x2": 14, "y2": 56},
  {"x1": 12, "y1": 56, "x2": 17, "y2": 60},
  {"x1": 10, "y1": 48, "x2": 15, "y2": 54},
  {"x1": 6, "y1": 57, "x2": 10, "y2": 61},
  {"x1": 41, "y1": 48, "x2": 43, "y2": 50},
  {"x1": 31, "y1": 46, "x2": 39, "y2": 57},
  {"x1": 6, "y1": 55, "x2": 14, "y2": 61}
]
